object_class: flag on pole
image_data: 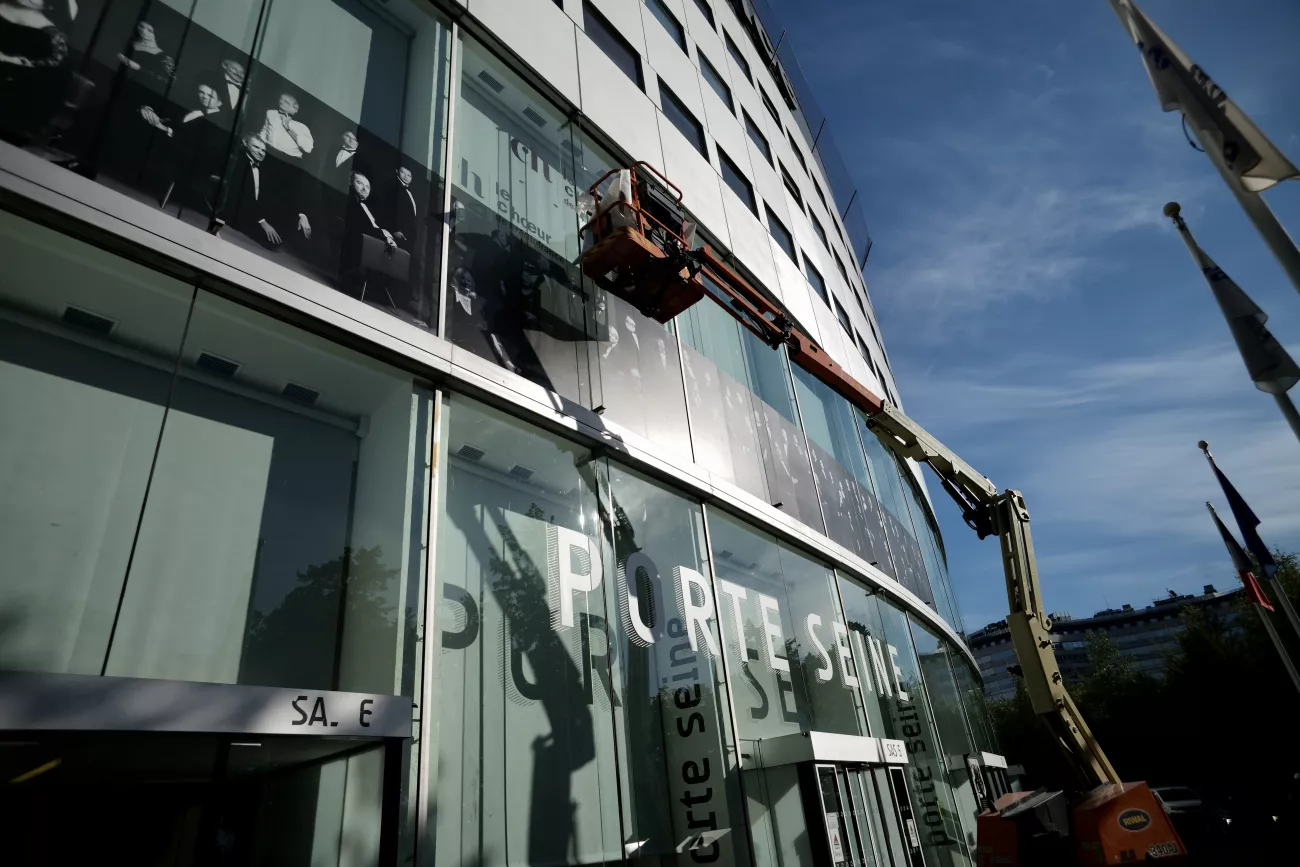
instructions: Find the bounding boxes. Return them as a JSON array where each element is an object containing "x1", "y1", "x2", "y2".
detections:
[
  {"x1": 1107, "y1": 0, "x2": 1299, "y2": 192},
  {"x1": 1165, "y1": 206, "x2": 1300, "y2": 395},
  {"x1": 1202, "y1": 447, "x2": 1280, "y2": 580},
  {"x1": 1207, "y1": 502, "x2": 1274, "y2": 611}
]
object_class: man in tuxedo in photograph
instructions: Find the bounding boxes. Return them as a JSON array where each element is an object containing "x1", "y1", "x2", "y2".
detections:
[
  {"x1": 221, "y1": 132, "x2": 309, "y2": 251},
  {"x1": 337, "y1": 170, "x2": 408, "y2": 308},
  {"x1": 219, "y1": 59, "x2": 245, "y2": 117},
  {"x1": 381, "y1": 163, "x2": 433, "y2": 326}
]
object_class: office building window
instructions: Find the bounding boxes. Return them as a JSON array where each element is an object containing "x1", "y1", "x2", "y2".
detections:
[
  {"x1": 447, "y1": 35, "x2": 691, "y2": 458},
  {"x1": 760, "y1": 84, "x2": 781, "y2": 126},
  {"x1": 0, "y1": 0, "x2": 454, "y2": 333},
  {"x1": 812, "y1": 177, "x2": 829, "y2": 210},
  {"x1": 810, "y1": 211, "x2": 830, "y2": 250},
  {"x1": 718, "y1": 148, "x2": 756, "y2": 213},
  {"x1": 790, "y1": 366, "x2": 891, "y2": 567},
  {"x1": 0, "y1": 211, "x2": 436, "y2": 697},
  {"x1": 833, "y1": 295, "x2": 852, "y2": 333},
  {"x1": 779, "y1": 161, "x2": 803, "y2": 209},
  {"x1": 645, "y1": 0, "x2": 686, "y2": 52},
  {"x1": 805, "y1": 257, "x2": 827, "y2": 302},
  {"x1": 855, "y1": 329, "x2": 874, "y2": 365},
  {"x1": 743, "y1": 109, "x2": 772, "y2": 164},
  {"x1": 693, "y1": 0, "x2": 716, "y2": 28},
  {"x1": 834, "y1": 250, "x2": 852, "y2": 290},
  {"x1": 699, "y1": 52, "x2": 734, "y2": 111},
  {"x1": 585, "y1": 2, "x2": 644, "y2": 89},
  {"x1": 677, "y1": 301, "x2": 823, "y2": 530},
  {"x1": 430, "y1": 397, "x2": 622, "y2": 867},
  {"x1": 659, "y1": 80, "x2": 706, "y2": 155},
  {"x1": 788, "y1": 133, "x2": 809, "y2": 174},
  {"x1": 724, "y1": 31, "x2": 751, "y2": 82},
  {"x1": 766, "y1": 206, "x2": 797, "y2": 262}
]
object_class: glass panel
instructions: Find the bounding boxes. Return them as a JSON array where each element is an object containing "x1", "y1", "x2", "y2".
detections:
[
  {"x1": 446, "y1": 34, "x2": 593, "y2": 402},
  {"x1": 852, "y1": 590, "x2": 972, "y2": 867},
  {"x1": 678, "y1": 297, "x2": 822, "y2": 532},
  {"x1": 709, "y1": 511, "x2": 861, "y2": 744},
  {"x1": 646, "y1": 0, "x2": 686, "y2": 51},
  {"x1": 896, "y1": 465, "x2": 958, "y2": 624},
  {"x1": 766, "y1": 207, "x2": 796, "y2": 262},
  {"x1": 866, "y1": 769, "x2": 907, "y2": 867},
  {"x1": 104, "y1": 289, "x2": 433, "y2": 694},
  {"x1": 953, "y1": 660, "x2": 997, "y2": 755},
  {"x1": 3, "y1": 0, "x2": 453, "y2": 331},
  {"x1": 745, "y1": 110, "x2": 772, "y2": 164},
  {"x1": 857, "y1": 416, "x2": 932, "y2": 604},
  {"x1": 841, "y1": 768, "x2": 880, "y2": 867},
  {"x1": 661, "y1": 81, "x2": 706, "y2": 155},
  {"x1": 717, "y1": 148, "x2": 756, "y2": 213},
  {"x1": 699, "y1": 53, "x2": 733, "y2": 111},
  {"x1": 574, "y1": 129, "x2": 694, "y2": 459},
  {"x1": 803, "y1": 257, "x2": 824, "y2": 301},
  {"x1": 430, "y1": 395, "x2": 621, "y2": 867},
  {"x1": 723, "y1": 30, "x2": 750, "y2": 82},
  {"x1": 790, "y1": 366, "x2": 890, "y2": 568},
  {"x1": 911, "y1": 618, "x2": 981, "y2": 852},
  {"x1": 745, "y1": 763, "x2": 814, "y2": 867},
  {"x1": 819, "y1": 766, "x2": 853, "y2": 867},
  {"x1": 584, "y1": 1, "x2": 642, "y2": 88},
  {"x1": 602, "y1": 462, "x2": 750, "y2": 867},
  {"x1": 0, "y1": 210, "x2": 194, "y2": 676}
]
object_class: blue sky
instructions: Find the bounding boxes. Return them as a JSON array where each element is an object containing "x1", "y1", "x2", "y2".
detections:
[{"x1": 770, "y1": 0, "x2": 1300, "y2": 631}]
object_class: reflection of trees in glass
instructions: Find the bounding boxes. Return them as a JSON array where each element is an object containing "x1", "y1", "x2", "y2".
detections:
[{"x1": 240, "y1": 545, "x2": 410, "y2": 692}]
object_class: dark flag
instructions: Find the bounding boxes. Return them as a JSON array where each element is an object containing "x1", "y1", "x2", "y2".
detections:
[
  {"x1": 1207, "y1": 502, "x2": 1274, "y2": 611},
  {"x1": 1201, "y1": 444, "x2": 1280, "y2": 579}
]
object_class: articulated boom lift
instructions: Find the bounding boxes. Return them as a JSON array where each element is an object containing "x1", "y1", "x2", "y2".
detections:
[{"x1": 579, "y1": 164, "x2": 1186, "y2": 866}]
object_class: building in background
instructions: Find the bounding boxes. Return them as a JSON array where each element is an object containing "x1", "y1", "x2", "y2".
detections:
[
  {"x1": 970, "y1": 586, "x2": 1244, "y2": 702},
  {"x1": 0, "y1": 1, "x2": 999, "y2": 865}
]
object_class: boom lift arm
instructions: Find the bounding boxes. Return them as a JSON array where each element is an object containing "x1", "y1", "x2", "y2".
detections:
[{"x1": 579, "y1": 163, "x2": 1119, "y2": 791}]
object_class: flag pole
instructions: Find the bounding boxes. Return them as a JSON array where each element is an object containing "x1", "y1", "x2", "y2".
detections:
[
  {"x1": 1207, "y1": 502, "x2": 1300, "y2": 694},
  {"x1": 1166, "y1": 204, "x2": 1300, "y2": 444},
  {"x1": 1276, "y1": 392, "x2": 1300, "y2": 443},
  {"x1": 1201, "y1": 442, "x2": 1300, "y2": 643},
  {"x1": 1181, "y1": 94, "x2": 1300, "y2": 298},
  {"x1": 1253, "y1": 604, "x2": 1300, "y2": 694}
]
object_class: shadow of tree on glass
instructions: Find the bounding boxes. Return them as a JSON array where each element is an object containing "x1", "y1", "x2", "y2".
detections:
[{"x1": 239, "y1": 545, "x2": 412, "y2": 693}]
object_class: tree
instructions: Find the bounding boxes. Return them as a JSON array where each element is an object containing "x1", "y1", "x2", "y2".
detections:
[{"x1": 987, "y1": 550, "x2": 1300, "y2": 807}]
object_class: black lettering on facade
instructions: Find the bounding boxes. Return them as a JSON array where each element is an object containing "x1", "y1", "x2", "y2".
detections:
[
  {"x1": 309, "y1": 696, "x2": 330, "y2": 727},
  {"x1": 291, "y1": 695, "x2": 309, "y2": 725}
]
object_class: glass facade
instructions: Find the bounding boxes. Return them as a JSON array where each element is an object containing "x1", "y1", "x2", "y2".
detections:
[
  {"x1": 0, "y1": 0, "x2": 453, "y2": 330},
  {"x1": 0, "y1": 8, "x2": 998, "y2": 867}
]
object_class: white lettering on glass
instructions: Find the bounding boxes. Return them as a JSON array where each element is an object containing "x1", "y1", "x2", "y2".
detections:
[
  {"x1": 548, "y1": 525, "x2": 603, "y2": 629},
  {"x1": 805, "y1": 614, "x2": 834, "y2": 682},
  {"x1": 675, "y1": 566, "x2": 720, "y2": 658},
  {"x1": 758, "y1": 594, "x2": 789, "y2": 672},
  {"x1": 832, "y1": 621, "x2": 859, "y2": 689}
]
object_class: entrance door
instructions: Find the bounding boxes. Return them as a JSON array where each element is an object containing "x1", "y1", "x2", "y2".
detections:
[{"x1": 0, "y1": 731, "x2": 397, "y2": 866}]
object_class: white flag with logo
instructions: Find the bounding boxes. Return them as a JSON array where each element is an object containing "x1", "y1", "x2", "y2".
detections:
[{"x1": 1107, "y1": 0, "x2": 1299, "y2": 191}]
